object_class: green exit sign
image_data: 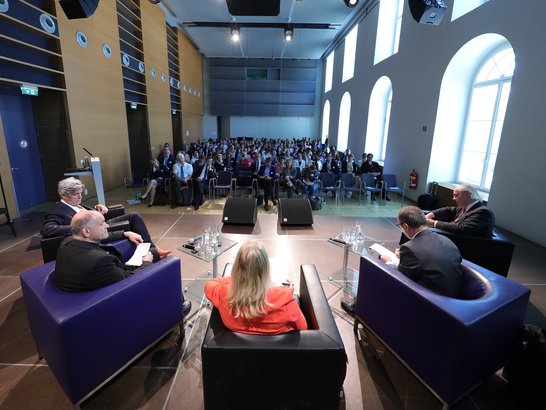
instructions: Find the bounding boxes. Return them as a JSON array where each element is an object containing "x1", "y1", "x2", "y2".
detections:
[{"x1": 20, "y1": 85, "x2": 39, "y2": 96}]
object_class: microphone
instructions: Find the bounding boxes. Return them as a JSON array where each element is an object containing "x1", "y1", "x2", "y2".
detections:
[{"x1": 83, "y1": 147, "x2": 94, "y2": 157}]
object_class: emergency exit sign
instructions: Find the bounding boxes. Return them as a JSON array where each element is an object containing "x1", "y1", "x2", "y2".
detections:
[{"x1": 20, "y1": 85, "x2": 39, "y2": 96}]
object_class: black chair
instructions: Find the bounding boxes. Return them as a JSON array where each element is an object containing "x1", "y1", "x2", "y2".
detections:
[
  {"x1": 210, "y1": 170, "x2": 233, "y2": 200},
  {"x1": 319, "y1": 172, "x2": 340, "y2": 204},
  {"x1": 431, "y1": 228, "x2": 515, "y2": 277},
  {"x1": 232, "y1": 170, "x2": 255, "y2": 197},
  {"x1": 201, "y1": 264, "x2": 347, "y2": 410}
]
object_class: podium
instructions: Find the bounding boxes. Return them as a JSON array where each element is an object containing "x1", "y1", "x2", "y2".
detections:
[{"x1": 64, "y1": 157, "x2": 105, "y2": 205}]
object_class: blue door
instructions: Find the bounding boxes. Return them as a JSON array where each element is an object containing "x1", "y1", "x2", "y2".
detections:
[{"x1": 0, "y1": 87, "x2": 47, "y2": 210}]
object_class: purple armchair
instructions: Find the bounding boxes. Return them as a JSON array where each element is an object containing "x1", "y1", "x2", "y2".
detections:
[
  {"x1": 20, "y1": 239, "x2": 185, "y2": 405},
  {"x1": 354, "y1": 255, "x2": 530, "y2": 408}
]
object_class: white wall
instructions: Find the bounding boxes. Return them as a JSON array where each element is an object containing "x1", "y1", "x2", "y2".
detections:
[{"x1": 322, "y1": 0, "x2": 546, "y2": 246}]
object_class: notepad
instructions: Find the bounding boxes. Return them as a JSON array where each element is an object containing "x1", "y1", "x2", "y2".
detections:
[
  {"x1": 126, "y1": 243, "x2": 151, "y2": 267},
  {"x1": 369, "y1": 243, "x2": 400, "y2": 266}
]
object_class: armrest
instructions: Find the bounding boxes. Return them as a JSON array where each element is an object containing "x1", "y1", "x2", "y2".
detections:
[{"x1": 106, "y1": 206, "x2": 125, "y2": 219}]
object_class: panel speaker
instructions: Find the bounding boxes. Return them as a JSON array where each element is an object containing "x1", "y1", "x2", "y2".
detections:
[
  {"x1": 59, "y1": 0, "x2": 99, "y2": 19},
  {"x1": 278, "y1": 198, "x2": 313, "y2": 226},
  {"x1": 408, "y1": 0, "x2": 448, "y2": 25},
  {"x1": 222, "y1": 198, "x2": 257, "y2": 225}
]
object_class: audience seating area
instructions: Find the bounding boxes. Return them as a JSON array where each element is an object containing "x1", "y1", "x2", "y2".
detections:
[
  {"x1": 201, "y1": 263, "x2": 347, "y2": 410},
  {"x1": 19, "y1": 239, "x2": 186, "y2": 405},
  {"x1": 354, "y1": 254, "x2": 531, "y2": 408}
]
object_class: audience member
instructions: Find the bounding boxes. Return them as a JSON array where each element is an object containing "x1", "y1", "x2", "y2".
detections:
[
  {"x1": 204, "y1": 240, "x2": 307, "y2": 335},
  {"x1": 301, "y1": 163, "x2": 320, "y2": 198},
  {"x1": 280, "y1": 158, "x2": 300, "y2": 198},
  {"x1": 192, "y1": 156, "x2": 216, "y2": 210},
  {"x1": 360, "y1": 153, "x2": 387, "y2": 200},
  {"x1": 41, "y1": 177, "x2": 171, "y2": 257},
  {"x1": 257, "y1": 157, "x2": 279, "y2": 211},
  {"x1": 171, "y1": 153, "x2": 193, "y2": 209},
  {"x1": 141, "y1": 159, "x2": 170, "y2": 207}
]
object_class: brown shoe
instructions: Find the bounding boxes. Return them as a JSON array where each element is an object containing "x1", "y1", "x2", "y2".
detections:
[{"x1": 157, "y1": 248, "x2": 172, "y2": 259}]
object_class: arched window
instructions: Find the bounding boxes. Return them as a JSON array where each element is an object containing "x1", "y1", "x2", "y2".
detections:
[
  {"x1": 324, "y1": 52, "x2": 334, "y2": 92},
  {"x1": 458, "y1": 47, "x2": 514, "y2": 190},
  {"x1": 322, "y1": 100, "x2": 330, "y2": 143},
  {"x1": 374, "y1": 0, "x2": 404, "y2": 64},
  {"x1": 365, "y1": 76, "x2": 393, "y2": 161},
  {"x1": 337, "y1": 92, "x2": 351, "y2": 151},
  {"x1": 342, "y1": 24, "x2": 358, "y2": 83},
  {"x1": 452, "y1": 0, "x2": 489, "y2": 21}
]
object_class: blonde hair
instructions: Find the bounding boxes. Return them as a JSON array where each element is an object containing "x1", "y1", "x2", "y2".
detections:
[{"x1": 227, "y1": 241, "x2": 271, "y2": 320}]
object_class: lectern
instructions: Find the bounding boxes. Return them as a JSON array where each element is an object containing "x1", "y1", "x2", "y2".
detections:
[{"x1": 64, "y1": 157, "x2": 105, "y2": 205}]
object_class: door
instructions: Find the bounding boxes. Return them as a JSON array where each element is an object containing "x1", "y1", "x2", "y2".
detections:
[{"x1": 0, "y1": 86, "x2": 47, "y2": 210}]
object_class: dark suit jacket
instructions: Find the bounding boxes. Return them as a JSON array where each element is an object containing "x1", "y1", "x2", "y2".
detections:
[
  {"x1": 432, "y1": 201, "x2": 495, "y2": 238},
  {"x1": 53, "y1": 233, "x2": 147, "y2": 291},
  {"x1": 398, "y1": 229, "x2": 463, "y2": 298},
  {"x1": 258, "y1": 164, "x2": 278, "y2": 181},
  {"x1": 40, "y1": 202, "x2": 93, "y2": 238}
]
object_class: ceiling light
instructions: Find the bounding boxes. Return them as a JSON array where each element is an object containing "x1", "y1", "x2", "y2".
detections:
[
  {"x1": 343, "y1": 0, "x2": 359, "y2": 7},
  {"x1": 231, "y1": 26, "x2": 240, "y2": 42},
  {"x1": 284, "y1": 28, "x2": 293, "y2": 42}
]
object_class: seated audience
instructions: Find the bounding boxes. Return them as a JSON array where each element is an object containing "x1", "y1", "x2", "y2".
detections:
[
  {"x1": 41, "y1": 177, "x2": 170, "y2": 257},
  {"x1": 204, "y1": 240, "x2": 307, "y2": 335},
  {"x1": 424, "y1": 184, "x2": 495, "y2": 238}
]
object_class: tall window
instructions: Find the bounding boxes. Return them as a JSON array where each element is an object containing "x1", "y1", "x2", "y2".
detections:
[
  {"x1": 374, "y1": 0, "x2": 404, "y2": 64},
  {"x1": 324, "y1": 52, "x2": 334, "y2": 92},
  {"x1": 322, "y1": 101, "x2": 330, "y2": 143},
  {"x1": 365, "y1": 76, "x2": 393, "y2": 161},
  {"x1": 342, "y1": 25, "x2": 358, "y2": 83},
  {"x1": 337, "y1": 92, "x2": 351, "y2": 151},
  {"x1": 458, "y1": 47, "x2": 514, "y2": 190},
  {"x1": 452, "y1": 0, "x2": 489, "y2": 21}
]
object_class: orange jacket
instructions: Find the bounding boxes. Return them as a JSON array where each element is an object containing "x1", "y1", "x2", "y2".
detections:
[{"x1": 204, "y1": 277, "x2": 308, "y2": 335}]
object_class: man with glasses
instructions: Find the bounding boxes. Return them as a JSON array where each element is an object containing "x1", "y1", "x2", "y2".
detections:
[{"x1": 41, "y1": 177, "x2": 171, "y2": 258}]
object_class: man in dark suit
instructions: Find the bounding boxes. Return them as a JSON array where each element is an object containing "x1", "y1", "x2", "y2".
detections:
[
  {"x1": 41, "y1": 177, "x2": 171, "y2": 257},
  {"x1": 424, "y1": 184, "x2": 495, "y2": 238},
  {"x1": 385, "y1": 206, "x2": 463, "y2": 298},
  {"x1": 53, "y1": 210, "x2": 192, "y2": 314},
  {"x1": 192, "y1": 156, "x2": 216, "y2": 210},
  {"x1": 257, "y1": 157, "x2": 279, "y2": 211}
]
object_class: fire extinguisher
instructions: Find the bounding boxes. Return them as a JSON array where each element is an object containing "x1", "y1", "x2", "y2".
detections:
[{"x1": 409, "y1": 169, "x2": 418, "y2": 189}]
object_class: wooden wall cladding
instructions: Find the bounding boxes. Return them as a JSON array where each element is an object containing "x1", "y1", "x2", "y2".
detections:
[
  {"x1": 182, "y1": 112, "x2": 203, "y2": 143},
  {"x1": 179, "y1": 31, "x2": 203, "y2": 116},
  {"x1": 141, "y1": 0, "x2": 171, "y2": 155},
  {"x1": 55, "y1": 0, "x2": 130, "y2": 194}
]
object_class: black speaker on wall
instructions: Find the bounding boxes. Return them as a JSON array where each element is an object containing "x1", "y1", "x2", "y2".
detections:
[
  {"x1": 278, "y1": 198, "x2": 313, "y2": 226},
  {"x1": 408, "y1": 0, "x2": 448, "y2": 26},
  {"x1": 59, "y1": 0, "x2": 99, "y2": 19},
  {"x1": 222, "y1": 198, "x2": 257, "y2": 225}
]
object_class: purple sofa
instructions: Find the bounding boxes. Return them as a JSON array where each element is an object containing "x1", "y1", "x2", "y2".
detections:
[
  {"x1": 354, "y1": 255, "x2": 530, "y2": 408},
  {"x1": 20, "y1": 239, "x2": 185, "y2": 405}
]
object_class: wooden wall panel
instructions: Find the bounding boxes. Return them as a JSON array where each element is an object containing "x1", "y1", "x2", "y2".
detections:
[
  {"x1": 182, "y1": 112, "x2": 203, "y2": 143},
  {"x1": 55, "y1": 0, "x2": 130, "y2": 198},
  {"x1": 141, "y1": 0, "x2": 171, "y2": 157},
  {"x1": 179, "y1": 32, "x2": 203, "y2": 117}
]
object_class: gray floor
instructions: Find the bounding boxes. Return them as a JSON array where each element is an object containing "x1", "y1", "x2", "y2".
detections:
[{"x1": 0, "y1": 191, "x2": 544, "y2": 409}]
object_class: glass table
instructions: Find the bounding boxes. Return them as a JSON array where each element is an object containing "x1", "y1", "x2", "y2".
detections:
[
  {"x1": 327, "y1": 234, "x2": 383, "y2": 297},
  {"x1": 178, "y1": 237, "x2": 237, "y2": 301}
]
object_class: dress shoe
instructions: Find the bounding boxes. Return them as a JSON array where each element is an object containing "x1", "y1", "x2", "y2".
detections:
[
  {"x1": 157, "y1": 248, "x2": 172, "y2": 259},
  {"x1": 271, "y1": 198, "x2": 278, "y2": 206},
  {"x1": 264, "y1": 203, "x2": 270, "y2": 211},
  {"x1": 194, "y1": 203, "x2": 199, "y2": 210},
  {"x1": 340, "y1": 298, "x2": 355, "y2": 316},
  {"x1": 182, "y1": 300, "x2": 192, "y2": 317},
  {"x1": 148, "y1": 203, "x2": 153, "y2": 207},
  {"x1": 170, "y1": 204, "x2": 177, "y2": 209},
  {"x1": 386, "y1": 196, "x2": 391, "y2": 201}
]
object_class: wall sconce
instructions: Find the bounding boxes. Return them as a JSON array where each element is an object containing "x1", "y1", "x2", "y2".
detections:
[{"x1": 343, "y1": 0, "x2": 359, "y2": 7}]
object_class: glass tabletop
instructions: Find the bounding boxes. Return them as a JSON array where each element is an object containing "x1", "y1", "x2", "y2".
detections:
[{"x1": 178, "y1": 237, "x2": 237, "y2": 263}]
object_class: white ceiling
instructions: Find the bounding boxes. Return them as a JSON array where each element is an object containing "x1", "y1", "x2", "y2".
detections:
[{"x1": 159, "y1": 0, "x2": 370, "y2": 60}]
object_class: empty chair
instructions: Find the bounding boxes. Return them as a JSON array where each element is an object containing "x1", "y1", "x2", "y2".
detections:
[
  {"x1": 319, "y1": 172, "x2": 340, "y2": 203},
  {"x1": 361, "y1": 173, "x2": 382, "y2": 204},
  {"x1": 123, "y1": 170, "x2": 147, "y2": 189},
  {"x1": 233, "y1": 170, "x2": 255, "y2": 197},
  {"x1": 210, "y1": 170, "x2": 233, "y2": 200},
  {"x1": 383, "y1": 173, "x2": 406, "y2": 206},
  {"x1": 340, "y1": 173, "x2": 362, "y2": 204}
]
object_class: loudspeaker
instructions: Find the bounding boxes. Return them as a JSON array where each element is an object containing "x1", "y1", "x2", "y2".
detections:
[
  {"x1": 408, "y1": 0, "x2": 448, "y2": 25},
  {"x1": 59, "y1": 0, "x2": 99, "y2": 19},
  {"x1": 222, "y1": 198, "x2": 257, "y2": 225},
  {"x1": 278, "y1": 198, "x2": 314, "y2": 226}
]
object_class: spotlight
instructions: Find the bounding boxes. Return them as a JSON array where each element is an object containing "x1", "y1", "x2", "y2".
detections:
[
  {"x1": 284, "y1": 28, "x2": 293, "y2": 42},
  {"x1": 343, "y1": 0, "x2": 359, "y2": 7},
  {"x1": 231, "y1": 26, "x2": 240, "y2": 42}
]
